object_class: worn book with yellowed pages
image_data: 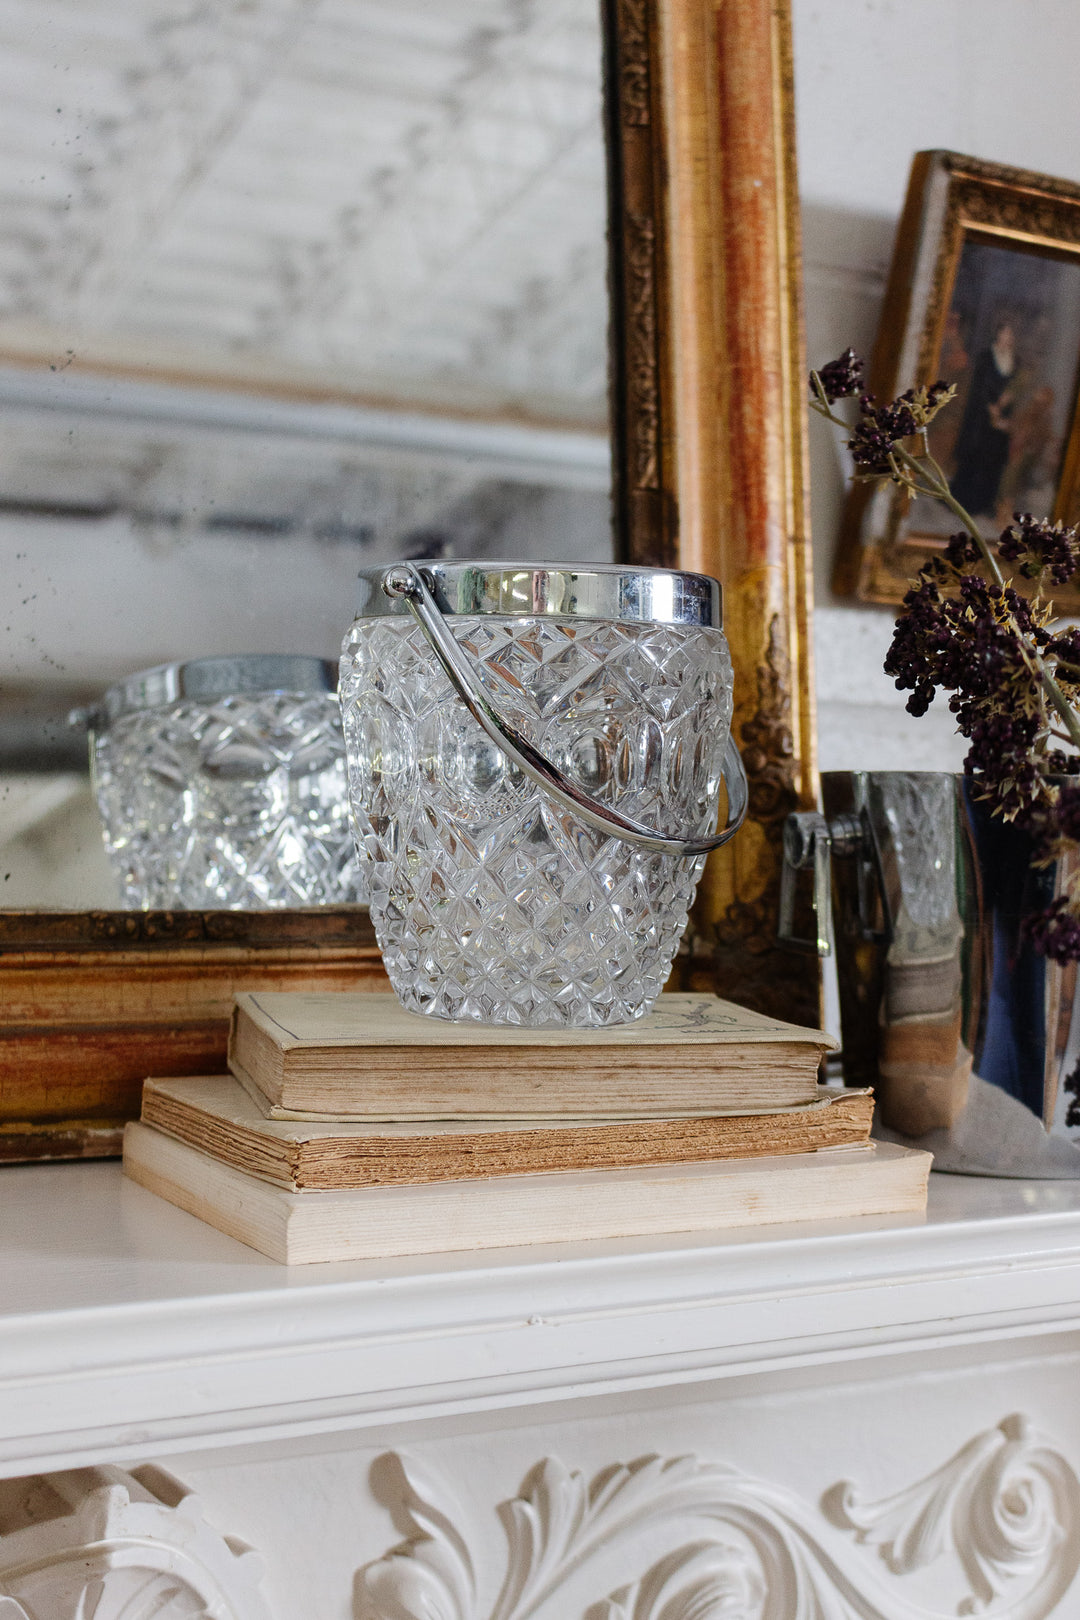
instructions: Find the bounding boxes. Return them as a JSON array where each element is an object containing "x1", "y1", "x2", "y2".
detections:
[
  {"x1": 227, "y1": 991, "x2": 837, "y2": 1120},
  {"x1": 122, "y1": 1122, "x2": 930, "y2": 1265},
  {"x1": 140, "y1": 1073, "x2": 874, "y2": 1191}
]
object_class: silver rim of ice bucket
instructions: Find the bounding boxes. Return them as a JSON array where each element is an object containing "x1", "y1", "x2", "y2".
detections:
[
  {"x1": 78, "y1": 654, "x2": 338, "y2": 732},
  {"x1": 368, "y1": 562, "x2": 747, "y2": 859},
  {"x1": 355, "y1": 560, "x2": 722, "y2": 627}
]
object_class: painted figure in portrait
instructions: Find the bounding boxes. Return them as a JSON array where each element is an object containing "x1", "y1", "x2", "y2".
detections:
[
  {"x1": 949, "y1": 316, "x2": 1015, "y2": 516},
  {"x1": 913, "y1": 238, "x2": 1080, "y2": 539}
]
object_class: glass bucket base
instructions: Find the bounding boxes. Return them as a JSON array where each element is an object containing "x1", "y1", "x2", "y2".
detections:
[
  {"x1": 341, "y1": 612, "x2": 732, "y2": 1029},
  {"x1": 369, "y1": 836, "x2": 706, "y2": 1028}
]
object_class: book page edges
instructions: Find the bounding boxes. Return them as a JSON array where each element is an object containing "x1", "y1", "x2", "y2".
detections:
[
  {"x1": 122, "y1": 1124, "x2": 930, "y2": 1265},
  {"x1": 228, "y1": 1053, "x2": 825, "y2": 1122},
  {"x1": 166, "y1": 1073, "x2": 869, "y2": 1134},
  {"x1": 139, "y1": 1079, "x2": 874, "y2": 1192}
]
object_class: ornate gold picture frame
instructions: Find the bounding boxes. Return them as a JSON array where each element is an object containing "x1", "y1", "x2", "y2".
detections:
[
  {"x1": 0, "y1": 0, "x2": 817, "y2": 1159},
  {"x1": 835, "y1": 150, "x2": 1080, "y2": 605}
]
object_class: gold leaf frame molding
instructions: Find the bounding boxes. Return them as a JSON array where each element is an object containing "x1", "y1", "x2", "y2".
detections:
[
  {"x1": 0, "y1": 0, "x2": 818, "y2": 1159},
  {"x1": 607, "y1": 0, "x2": 817, "y2": 1022}
]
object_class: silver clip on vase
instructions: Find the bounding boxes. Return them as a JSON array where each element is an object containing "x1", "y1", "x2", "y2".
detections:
[{"x1": 777, "y1": 804, "x2": 884, "y2": 957}]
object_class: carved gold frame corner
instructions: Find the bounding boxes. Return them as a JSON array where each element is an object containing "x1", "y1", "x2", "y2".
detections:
[
  {"x1": 0, "y1": 0, "x2": 819, "y2": 1159},
  {"x1": 834, "y1": 149, "x2": 1080, "y2": 607}
]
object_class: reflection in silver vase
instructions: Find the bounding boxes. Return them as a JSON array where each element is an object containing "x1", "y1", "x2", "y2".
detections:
[
  {"x1": 871, "y1": 772, "x2": 970, "y2": 1137},
  {"x1": 794, "y1": 772, "x2": 1080, "y2": 1176}
]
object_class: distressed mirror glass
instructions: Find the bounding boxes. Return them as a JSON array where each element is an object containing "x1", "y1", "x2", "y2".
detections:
[{"x1": 0, "y1": 0, "x2": 611, "y2": 908}]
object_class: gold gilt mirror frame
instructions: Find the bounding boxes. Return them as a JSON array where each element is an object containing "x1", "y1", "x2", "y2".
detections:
[{"x1": 0, "y1": 0, "x2": 817, "y2": 1160}]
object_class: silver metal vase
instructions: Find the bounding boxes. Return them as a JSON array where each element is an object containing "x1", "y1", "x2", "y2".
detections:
[{"x1": 780, "y1": 770, "x2": 1080, "y2": 1177}]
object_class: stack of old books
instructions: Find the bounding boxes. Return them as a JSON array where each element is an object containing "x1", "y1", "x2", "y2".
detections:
[{"x1": 122, "y1": 992, "x2": 931, "y2": 1263}]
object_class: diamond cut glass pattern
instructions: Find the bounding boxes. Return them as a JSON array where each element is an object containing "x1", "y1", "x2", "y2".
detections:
[
  {"x1": 340, "y1": 614, "x2": 733, "y2": 1026},
  {"x1": 92, "y1": 692, "x2": 366, "y2": 908}
]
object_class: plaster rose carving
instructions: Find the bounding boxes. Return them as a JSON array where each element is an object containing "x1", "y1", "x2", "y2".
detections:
[
  {"x1": 356, "y1": 1415, "x2": 1080, "y2": 1620},
  {"x1": 583, "y1": 1540, "x2": 767, "y2": 1620},
  {"x1": 823, "y1": 1412, "x2": 1079, "y2": 1614},
  {"x1": 0, "y1": 1463, "x2": 270, "y2": 1620}
]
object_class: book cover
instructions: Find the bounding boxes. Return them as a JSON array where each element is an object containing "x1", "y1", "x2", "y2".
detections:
[
  {"x1": 123, "y1": 1122, "x2": 931, "y2": 1265},
  {"x1": 228, "y1": 992, "x2": 836, "y2": 1120}
]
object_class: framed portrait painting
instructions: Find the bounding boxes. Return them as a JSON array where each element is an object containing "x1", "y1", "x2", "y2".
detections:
[{"x1": 834, "y1": 150, "x2": 1080, "y2": 604}]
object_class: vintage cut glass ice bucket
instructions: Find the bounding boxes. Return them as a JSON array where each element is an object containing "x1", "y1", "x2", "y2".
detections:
[
  {"x1": 339, "y1": 561, "x2": 747, "y2": 1026},
  {"x1": 87, "y1": 654, "x2": 366, "y2": 909}
]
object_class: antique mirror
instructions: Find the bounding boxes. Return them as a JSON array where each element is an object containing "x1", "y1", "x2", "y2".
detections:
[{"x1": 0, "y1": 0, "x2": 815, "y2": 1155}]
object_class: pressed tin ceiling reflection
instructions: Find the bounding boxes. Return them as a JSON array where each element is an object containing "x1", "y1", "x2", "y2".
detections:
[{"x1": 0, "y1": 0, "x2": 608, "y2": 425}]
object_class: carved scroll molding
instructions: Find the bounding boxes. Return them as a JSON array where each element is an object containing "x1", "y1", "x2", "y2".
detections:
[
  {"x1": 356, "y1": 1415, "x2": 1080, "y2": 1620},
  {"x1": 603, "y1": 0, "x2": 673, "y2": 568},
  {"x1": 710, "y1": 610, "x2": 814, "y2": 1027},
  {"x1": 0, "y1": 1464, "x2": 270, "y2": 1620},
  {"x1": 613, "y1": 0, "x2": 650, "y2": 129}
]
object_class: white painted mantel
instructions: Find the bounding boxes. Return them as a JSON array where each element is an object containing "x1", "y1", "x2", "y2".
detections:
[{"x1": 4, "y1": 1164, "x2": 1080, "y2": 1617}]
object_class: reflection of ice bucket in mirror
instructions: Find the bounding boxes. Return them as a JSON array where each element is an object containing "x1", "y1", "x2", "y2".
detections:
[
  {"x1": 780, "y1": 771, "x2": 1080, "y2": 1176},
  {"x1": 339, "y1": 561, "x2": 748, "y2": 1028},
  {"x1": 84, "y1": 655, "x2": 367, "y2": 910}
]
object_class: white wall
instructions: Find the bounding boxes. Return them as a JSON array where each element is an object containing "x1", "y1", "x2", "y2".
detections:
[{"x1": 794, "y1": 0, "x2": 1080, "y2": 772}]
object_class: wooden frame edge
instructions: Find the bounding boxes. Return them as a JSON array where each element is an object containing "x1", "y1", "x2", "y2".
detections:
[
  {"x1": 650, "y1": 0, "x2": 820, "y2": 1022},
  {"x1": 0, "y1": 907, "x2": 386, "y2": 1159}
]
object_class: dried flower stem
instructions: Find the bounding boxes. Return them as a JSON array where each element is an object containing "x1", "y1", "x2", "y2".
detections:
[{"x1": 809, "y1": 380, "x2": 1080, "y2": 753}]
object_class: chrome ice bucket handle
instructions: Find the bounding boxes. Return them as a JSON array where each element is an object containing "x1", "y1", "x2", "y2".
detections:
[{"x1": 383, "y1": 563, "x2": 748, "y2": 858}]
